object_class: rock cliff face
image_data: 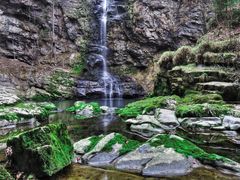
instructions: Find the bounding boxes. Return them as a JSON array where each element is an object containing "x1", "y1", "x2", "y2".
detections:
[
  {"x1": 0, "y1": 0, "x2": 214, "y2": 100},
  {"x1": 108, "y1": 0, "x2": 213, "y2": 92},
  {"x1": 0, "y1": 0, "x2": 94, "y2": 100}
]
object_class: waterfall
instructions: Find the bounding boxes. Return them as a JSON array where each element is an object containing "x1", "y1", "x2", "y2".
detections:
[
  {"x1": 99, "y1": 0, "x2": 122, "y2": 104},
  {"x1": 52, "y1": 0, "x2": 56, "y2": 62}
]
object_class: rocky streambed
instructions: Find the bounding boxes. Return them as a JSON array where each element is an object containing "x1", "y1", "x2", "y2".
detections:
[{"x1": 0, "y1": 94, "x2": 240, "y2": 179}]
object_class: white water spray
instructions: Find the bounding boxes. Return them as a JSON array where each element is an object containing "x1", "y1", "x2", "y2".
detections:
[{"x1": 99, "y1": 0, "x2": 122, "y2": 104}]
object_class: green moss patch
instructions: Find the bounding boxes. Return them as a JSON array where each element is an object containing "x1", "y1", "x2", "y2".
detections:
[
  {"x1": 176, "y1": 103, "x2": 232, "y2": 118},
  {"x1": 102, "y1": 133, "x2": 141, "y2": 155},
  {"x1": 82, "y1": 133, "x2": 141, "y2": 156},
  {"x1": 181, "y1": 93, "x2": 224, "y2": 104},
  {"x1": 7, "y1": 123, "x2": 73, "y2": 177},
  {"x1": 117, "y1": 96, "x2": 180, "y2": 118},
  {"x1": 0, "y1": 102, "x2": 57, "y2": 122},
  {"x1": 148, "y1": 134, "x2": 230, "y2": 163},
  {"x1": 117, "y1": 91, "x2": 230, "y2": 119},
  {"x1": 46, "y1": 70, "x2": 75, "y2": 99},
  {"x1": 66, "y1": 101, "x2": 101, "y2": 116},
  {"x1": 85, "y1": 136, "x2": 104, "y2": 153},
  {"x1": 158, "y1": 39, "x2": 239, "y2": 70}
]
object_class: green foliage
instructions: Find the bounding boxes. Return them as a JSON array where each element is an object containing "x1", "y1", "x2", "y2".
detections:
[
  {"x1": 157, "y1": 39, "x2": 239, "y2": 71},
  {"x1": 194, "y1": 40, "x2": 238, "y2": 53},
  {"x1": 0, "y1": 112, "x2": 19, "y2": 122},
  {"x1": 71, "y1": 54, "x2": 86, "y2": 75},
  {"x1": 148, "y1": 134, "x2": 230, "y2": 163},
  {"x1": 0, "y1": 166, "x2": 14, "y2": 180},
  {"x1": 117, "y1": 92, "x2": 227, "y2": 119},
  {"x1": 176, "y1": 103, "x2": 232, "y2": 118},
  {"x1": 213, "y1": 0, "x2": 240, "y2": 27},
  {"x1": 117, "y1": 96, "x2": 181, "y2": 118}
]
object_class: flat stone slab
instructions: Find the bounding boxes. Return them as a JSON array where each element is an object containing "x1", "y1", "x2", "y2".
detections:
[
  {"x1": 126, "y1": 115, "x2": 161, "y2": 127},
  {"x1": 130, "y1": 123, "x2": 165, "y2": 137},
  {"x1": 155, "y1": 109, "x2": 179, "y2": 127},
  {"x1": 143, "y1": 149, "x2": 196, "y2": 177},
  {"x1": 115, "y1": 144, "x2": 163, "y2": 173},
  {"x1": 181, "y1": 117, "x2": 222, "y2": 130},
  {"x1": 88, "y1": 152, "x2": 119, "y2": 167}
]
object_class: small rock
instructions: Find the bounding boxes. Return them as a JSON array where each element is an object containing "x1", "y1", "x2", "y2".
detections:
[
  {"x1": 181, "y1": 117, "x2": 222, "y2": 130},
  {"x1": 76, "y1": 105, "x2": 94, "y2": 117},
  {"x1": 223, "y1": 116, "x2": 240, "y2": 131},
  {"x1": 155, "y1": 109, "x2": 179, "y2": 127},
  {"x1": 130, "y1": 123, "x2": 165, "y2": 137}
]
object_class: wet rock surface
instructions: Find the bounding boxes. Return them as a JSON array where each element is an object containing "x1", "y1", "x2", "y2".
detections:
[
  {"x1": 108, "y1": 0, "x2": 213, "y2": 69},
  {"x1": 77, "y1": 78, "x2": 146, "y2": 98},
  {"x1": 73, "y1": 133, "x2": 240, "y2": 177},
  {"x1": 0, "y1": 0, "x2": 94, "y2": 100}
]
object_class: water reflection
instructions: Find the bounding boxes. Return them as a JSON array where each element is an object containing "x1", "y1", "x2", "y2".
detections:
[{"x1": 48, "y1": 98, "x2": 136, "y2": 142}]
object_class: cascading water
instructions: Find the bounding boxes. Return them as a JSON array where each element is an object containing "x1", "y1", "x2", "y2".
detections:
[
  {"x1": 99, "y1": 0, "x2": 122, "y2": 106},
  {"x1": 98, "y1": 0, "x2": 122, "y2": 129}
]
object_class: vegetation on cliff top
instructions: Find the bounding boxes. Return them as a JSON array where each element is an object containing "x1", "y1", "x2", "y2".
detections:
[{"x1": 158, "y1": 39, "x2": 239, "y2": 69}]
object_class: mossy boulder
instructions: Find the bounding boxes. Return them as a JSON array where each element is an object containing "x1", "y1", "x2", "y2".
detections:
[
  {"x1": 74, "y1": 133, "x2": 240, "y2": 176},
  {"x1": 0, "y1": 166, "x2": 14, "y2": 180},
  {"x1": 66, "y1": 101, "x2": 102, "y2": 118},
  {"x1": 74, "y1": 133, "x2": 141, "y2": 157},
  {"x1": 7, "y1": 123, "x2": 73, "y2": 177},
  {"x1": 0, "y1": 102, "x2": 57, "y2": 124},
  {"x1": 147, "y1": 134, "x2": 232, "y2": 164}
]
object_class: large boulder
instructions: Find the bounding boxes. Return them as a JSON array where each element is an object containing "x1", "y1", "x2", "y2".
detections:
[
  {"x1": 7, "y1": 123, "x2": 73, "y2": 177},
  {"x1": 115, "y1": 143, "x2": 196, "y2": 176}
]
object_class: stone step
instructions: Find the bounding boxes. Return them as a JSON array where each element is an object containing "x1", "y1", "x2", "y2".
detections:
[
  {"x1": 201, "y1": 52, "x2": 240, "y2": 69},
  {"x1": 169, "y1": 65, "x2": 235, "y2": 84},
  {"x1": 196, "y1": 81, "x2": 240, "y2": 101}
]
